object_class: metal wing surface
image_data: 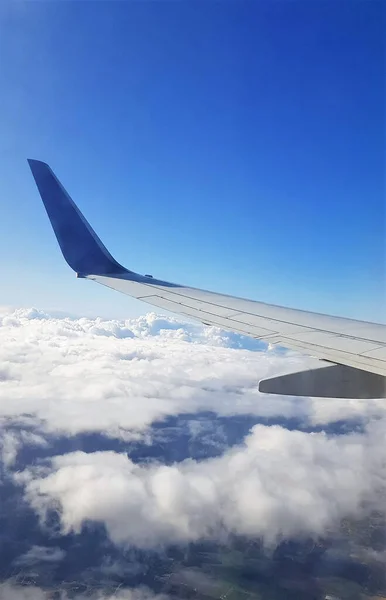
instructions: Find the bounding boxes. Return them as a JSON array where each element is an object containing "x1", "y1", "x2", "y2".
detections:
[
  {"x1": 86, "y1": 272, "x2": 386, "y2": 377},
  {"x1": 28, "y1": 159, "x2": 386, "y2": 396}
]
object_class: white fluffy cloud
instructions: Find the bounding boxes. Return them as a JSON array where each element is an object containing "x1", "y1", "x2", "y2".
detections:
[
  {"x1": 0, "y1": 429, "x2": 47, "y2": 467},
  {"x1": 2, "y1": 307, "x2": 386, "y2": 552},
  {"x1": 0, "y1": 307, "x2": 383, "y2": 447},
  {"x1": 17, "y1": 419, "x2": 386, "y2": 549},
  {"x1": 15, "y1": 545, "x2": 65, "y2": 565}
]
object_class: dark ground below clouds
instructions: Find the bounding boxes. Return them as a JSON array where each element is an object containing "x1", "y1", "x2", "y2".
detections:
[
  {"x1": 2, "y1": 523, "x2": 386, "y2": 599},
  {"x1": 0, "y1": 411, "x2": 383, "y2": 599},
  {"x1": 10, "y1": 411, "x2": 367, "y2": 472}
]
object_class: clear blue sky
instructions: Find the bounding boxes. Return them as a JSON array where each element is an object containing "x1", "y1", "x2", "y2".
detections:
[{"x1": 0, "y1": 1, "x2": 384, "y2": 321}]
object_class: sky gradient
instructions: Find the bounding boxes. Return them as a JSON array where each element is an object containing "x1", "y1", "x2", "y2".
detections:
[{"x1": 0, "y1": 0, "x2": 384, "y2": 321}]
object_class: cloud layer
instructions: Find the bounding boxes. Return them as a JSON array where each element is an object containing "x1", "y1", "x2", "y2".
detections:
[
  {"x1": 1, "y1": 306, "x2": 386, "y2": 564},
  {"x1": 18, "y1": 420, "x2": 386, "y2": 549},
  {"x1": 1, "y1": 307, "x2": 383, "y2": 446}
]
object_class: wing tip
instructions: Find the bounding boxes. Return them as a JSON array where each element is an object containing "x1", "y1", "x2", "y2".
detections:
[
  {"x1": 27, "y1": 159, "x2": 51, "y2": 176},
  {"x1": 27, "y1": 158, "x2": 49, "y2": 167},
  {"x1": 28, "y1": 158, "x2": 129, "y2": 276}
]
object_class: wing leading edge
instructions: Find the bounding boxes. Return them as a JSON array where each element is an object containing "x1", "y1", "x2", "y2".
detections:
[{"x1": 28, "y1": 159, "x2": 386, "y2": 398}]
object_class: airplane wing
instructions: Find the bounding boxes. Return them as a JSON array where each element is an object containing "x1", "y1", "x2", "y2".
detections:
[{"x1": 28, "y1": 159, "x2": 386, "y2": 399}]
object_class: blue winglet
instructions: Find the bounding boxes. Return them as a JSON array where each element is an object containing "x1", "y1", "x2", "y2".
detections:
[{"x1": 28, "y1": 160, "x2": 129, "y2": 276}]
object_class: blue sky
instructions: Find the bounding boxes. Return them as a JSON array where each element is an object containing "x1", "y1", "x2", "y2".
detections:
[{"x1": 0, "y1": 0, "x2": 384, "y2": 321}]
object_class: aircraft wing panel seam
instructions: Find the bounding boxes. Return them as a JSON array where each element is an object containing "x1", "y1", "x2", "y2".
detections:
[
  {"x1": 89, "y1": 275, "x2": 386, "y2": 373},
  {"x1": 136, "y1": 292, "x2": 277, "y2": 334},
  {"x1": 141, "y1": 294, "x2": 278, "y2": 338},
  {"x1": 120, "y1": 273, "x2": 381, "y2": 327},
  {"x1": 278, "y1": 335, "x2": 377, "y2": 359},
  {"x1": 360, "y1": 344, "x2": 386, "y2": 356},
  {"x1": 277, "y1": 336, "x2": 386, "y2": 376},
  {"x1": 94, "y1": 275, "x2": 386, "y2": 351},
  {"x1": 133, "y1": 283, "x2": 386, "y2": 345}
]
